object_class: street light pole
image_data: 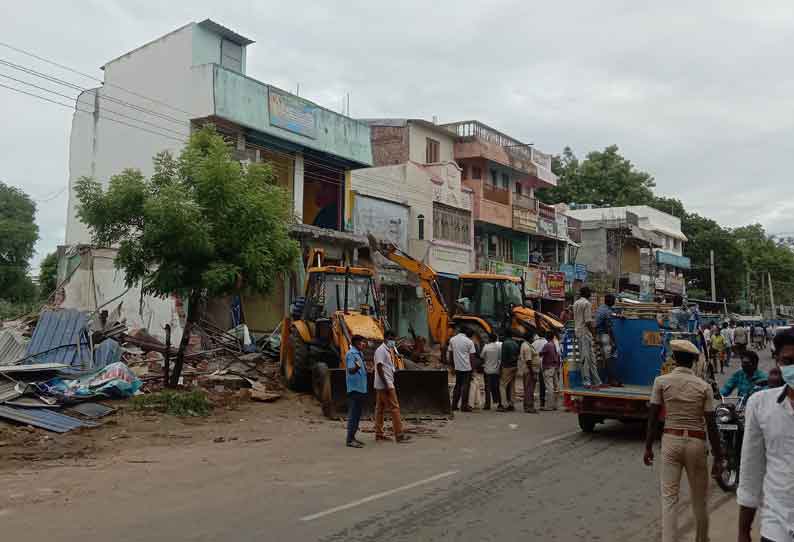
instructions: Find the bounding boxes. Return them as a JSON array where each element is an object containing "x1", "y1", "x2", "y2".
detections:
[{"x1": 709, "y1": 250, "x2": 716, "y2": 302}]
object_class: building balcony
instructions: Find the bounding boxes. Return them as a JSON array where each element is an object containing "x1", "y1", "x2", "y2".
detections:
[
  {"x1": 464, "y1": 179, "x2": 512, "y2": 229},
  {"x1": 441, "y1": 120, "x2": 557, "y2": 187},
  {"x1": 512, "y1": 193, "x2": 538, "y2": 210},
  {"x1": 483, "y1": 184, "x2": 510, "y2": 205},
  {"x1": 190, "y1": 63, "x2": 372, "y2": 167}
]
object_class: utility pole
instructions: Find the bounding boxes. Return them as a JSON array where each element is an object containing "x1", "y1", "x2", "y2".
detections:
[
  {"x1": 768, "y1": 271, "x2": 777, "y2": 317},
  {"x1": 709, "y1": 250, "x2": 716, "y2": 302},
  {"x1": 761, "y1": 272, "x2": 766, "y2": 316},
  {"x1": 746, "y1": 269, "x2": 751, "y2": 311}
]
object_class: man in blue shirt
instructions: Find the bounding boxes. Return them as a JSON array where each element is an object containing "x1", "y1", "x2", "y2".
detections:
[
  {"x1": 720, "y1": 350, "x2": 768, "y2": 398},
  {"x1": 595, "y1": 294, "x2": 619, "y2": 385},
  {"x1": 345, "y1": 335, "x2": 368, "y2": 448}
]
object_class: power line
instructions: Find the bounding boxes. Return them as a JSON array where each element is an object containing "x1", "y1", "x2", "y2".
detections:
[{"x1": 0, "y1": 40, "x2": 194, "y2": 116}]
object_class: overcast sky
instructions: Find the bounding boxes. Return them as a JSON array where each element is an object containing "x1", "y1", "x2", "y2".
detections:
[{"x1": 2, "y1": 0, "x2": 794, "y2": 271}]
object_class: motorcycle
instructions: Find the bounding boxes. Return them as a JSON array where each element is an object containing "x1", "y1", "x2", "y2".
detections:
[{"x1": 714, "y1": 382, "x2": 766, "y2": 492}]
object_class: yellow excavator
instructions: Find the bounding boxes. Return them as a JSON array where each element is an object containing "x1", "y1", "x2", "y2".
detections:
[
  {"x1": 369, "y1": 235, "x2": 564, "y2": 356},
  {"x1": 279, "y1": 249, "x2": 450, "y2": 417}
]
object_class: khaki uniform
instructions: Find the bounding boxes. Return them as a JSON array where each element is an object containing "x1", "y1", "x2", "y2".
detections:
[{"x1": 650, "y1": 367, "x2": 714, "y2": 542}]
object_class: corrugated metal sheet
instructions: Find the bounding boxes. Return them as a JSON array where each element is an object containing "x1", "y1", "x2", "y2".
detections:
[
  {"x1": 68, "y1": 402, "x2": 115, "y2": 419},
  {"x1": 0, "y1": 405, "x2": 97, "y2": 432},
  {"x1": 0, "y1": 329, "x2": 28, "y2": 366},
  {"x1": 24, "y1": 309, "x2": 91, "y2": 367},
  {"x1": 0, "y1": 381, "x2": 22, "y2": 403},
  {"x1": 92, "y1": 339, "x2": 121, "y2": 370},
  {"x1": 0, "y1": 363, "x2": 69, "y2": 373}
]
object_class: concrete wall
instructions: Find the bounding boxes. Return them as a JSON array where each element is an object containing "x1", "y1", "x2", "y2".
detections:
[
  {"x1": 212, "y1": 66, "x2": 372, "y2": 166},
  {"x1": 576, "y1": 228, "x2": 608, "y2": 274},
  {"x1": 407, "y1": 122, "x2": 454, "y2": 164},
  {"x1": 371, "y1": 126, "x2": 409, "y2": 166}
]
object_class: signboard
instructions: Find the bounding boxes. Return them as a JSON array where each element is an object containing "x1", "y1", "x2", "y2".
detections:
[
  {"x1": 353, "y1": 195, "x2": 408, "y2": 248},
  {"x1": 559, "y1": 263, "x2": 587, "y2": 283},
  {"x1": 656, "y1": 250, "x2": 691, "y2": 270},
  {"x1": 546, "y1": 272, "x2": 565, "y2": 299},
  {"x1": 512, "y1": 207, "x2": 538, "y2": 233},
  {"x1": 268, "y1": 88, "x2": 317, "y2": 138},
  {"x1": 655, "y1": 276, "x2": 666, "y2": 290},
  {"x1": 643, "y1": 330, "x2": 662, "y2": 346},
  {"x1": 538, "y1": 218, "x2": 556, "y2": 237}
]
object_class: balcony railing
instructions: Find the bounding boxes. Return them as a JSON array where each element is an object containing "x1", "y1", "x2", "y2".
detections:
[
  {"x1": 537, "y1": 202, "x2": 556, "y2": 221},
  {"x1": 482, "y1": 184, "x2": 510, "y2": 205},
  {"x1": 512, "y1": 193, "x2": 537, "y2": 210},
  {"x1": 567, "y1": 227, "x2": 582, "y2": 244},
  {"x1": 442, "y1": 120, "x2": 533, "y2": 161}
]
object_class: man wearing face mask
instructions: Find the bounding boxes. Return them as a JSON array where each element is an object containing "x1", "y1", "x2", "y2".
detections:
[
  {"x1": 374, "y1": 330, "x2": 411, "y2": 443},
  {"x1": 737, "y1": 327, "x2": 794, "y2": 542}
]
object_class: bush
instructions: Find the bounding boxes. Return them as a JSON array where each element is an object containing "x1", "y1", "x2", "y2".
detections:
[
  {"x1": 0, "y1": 299, "x2": 40, "y2": 321},
  {"x1": 131, "y1": 390, "x2": 212, "y2": 417}
]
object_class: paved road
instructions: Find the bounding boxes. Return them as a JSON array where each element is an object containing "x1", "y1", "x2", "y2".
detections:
[{"x1": 1, "y1": 347, "x2": 776, "y2": 542}]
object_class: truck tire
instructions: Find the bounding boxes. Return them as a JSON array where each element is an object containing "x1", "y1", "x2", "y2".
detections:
[
  {"x1": 282, "y1": 327, "x2": 312, "y2": 392},
  {"x1": 578, "y1": 414, "x2": 597, "y2": 433}
]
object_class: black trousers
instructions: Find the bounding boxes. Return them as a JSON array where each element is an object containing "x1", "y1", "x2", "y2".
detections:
[
  {"x1": 452, "y1": 370, "x2": 472, "y2": 409},
  {"x1": 539, "y1": 371, "x2": 546, "y2": 407},
  {"x1": 485, "y1": 373, "x2": 501, "y2": 407}
]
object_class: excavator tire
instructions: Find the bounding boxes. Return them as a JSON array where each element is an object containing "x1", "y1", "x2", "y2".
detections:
[{"x1": 282, "y1": 327, "x2": 312, "y2": 392}]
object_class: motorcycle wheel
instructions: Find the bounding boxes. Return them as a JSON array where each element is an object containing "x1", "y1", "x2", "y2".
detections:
[{"x1": 716, "y1": 455, "x2": 740, "y2": 493}]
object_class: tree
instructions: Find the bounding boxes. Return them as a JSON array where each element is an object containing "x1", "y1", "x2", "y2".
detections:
[
  {"x1": 76, "y1": 126, "x2": 300, "y2": 386},
  {"x1": 0, "y1": 182, "x2": 38, "y2": 302},
  {"x1": 539, "y1": 145, "x2": 656, "y2": 207},
  {"x1": 39, "y1": 251, "x2": 58, "y2": 299}
]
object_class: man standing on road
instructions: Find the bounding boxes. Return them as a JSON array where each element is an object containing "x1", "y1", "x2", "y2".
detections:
[
  {"x1": 595, "y1": 293, "x2": 618, "y2": 384},
  {"x1": 643, "y1": 340, "x2": 723, "y2": 542},
  {"x1": 722, "y1": 322, "x2": 735, "y2": 368},
  {"x1": 737, "y1": 327, "x2": 794, "y2": 542},
  {"x1": 540, "y1": 330, "x2": 560, "y2": 411},
  {"x1": 481, "y1": 333, "x2": 502, "y2": 410},
  {"x1": 449, "y1": 327, "x2": 476, "y2": 412},
  {"x1": 345, "y1": 335, "x2": 368, "y2": 448},
  {"x1": 520, "y1": 332, "x2": 543, "y2": 413},
  {"x1": 574, "y1": 286, "x2": 602, "y2": 388},
  {"x1": 498, "y1": 331, "x2": 520, "y2": 412},
  {"x1": 374, "y1": 330, "x2": 410, "y2": 443},
  {"x1": 734, "y1": 321, "x2": 748, "y2": 355}
]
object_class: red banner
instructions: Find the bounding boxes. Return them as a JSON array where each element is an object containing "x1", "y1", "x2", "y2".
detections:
[{"x1": 546, "y1": 272, "x2": 566, "y2": 299}]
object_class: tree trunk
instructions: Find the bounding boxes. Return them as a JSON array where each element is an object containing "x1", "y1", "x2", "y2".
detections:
[{"x1": 169, "y1": 291, "x2": 200, "y2": 388}]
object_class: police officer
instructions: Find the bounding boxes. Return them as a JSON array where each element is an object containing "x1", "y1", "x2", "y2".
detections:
[{"x1": 643, "y1": 340, "x2": 723, "y2": 542}]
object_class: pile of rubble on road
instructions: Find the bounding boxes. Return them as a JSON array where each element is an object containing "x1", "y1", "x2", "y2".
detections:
[{"x1": 0, "y1": 308, "x2": 284, "y2": 433}]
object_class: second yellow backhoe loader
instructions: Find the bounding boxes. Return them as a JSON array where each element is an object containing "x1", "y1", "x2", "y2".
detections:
[
  {"x1": 279, "y1": 249, "x2": 450, "y2": 417},
  {"x1": 369, "y1": 235, "x2": 564, "y2": 356}
]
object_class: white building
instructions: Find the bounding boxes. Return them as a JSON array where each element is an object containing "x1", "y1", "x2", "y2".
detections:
[
  {"x1": 351, "y1": 119, "x2": 474, "y2": 337},
  {"x1": 63, "y1": 19, "x2": 373, "y2": 337}
]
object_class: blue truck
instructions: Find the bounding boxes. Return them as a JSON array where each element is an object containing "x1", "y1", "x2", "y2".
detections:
[{"x1": 563, "y1": 315, "x2": 699, "y2": 432}]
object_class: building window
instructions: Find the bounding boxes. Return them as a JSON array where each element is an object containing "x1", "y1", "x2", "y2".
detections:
[
  {"x1": 665, "y1": 237, "x2": 671, "y2": 249},
  {"x1": 472, "y1": 166, "x2": 482, "y2": 180},
  {"x1": 221, "y1": 39, "x2": 243, "y2": 72},
  {"x1": 498, "y1": 237, "x2": 513, "y2": 262},
  {"x1": 426, "y1": 138, "x2": 440, "y2": 163},
  {"x1": 490, "y1": 169, "x2": 498, "y2": 186},
  {"x1": 501, "y1": 173, "x2": 509, "y2": 190},
  {"x1": 459, "y1": 163, "x2": 468, "y2": 179},
  {"x1": 433, "y1": 203, "x2": 470, "y2": 244},
  {"x1": 674, "y1": 239, "x2": 681, "y2": 251},
  {"x1": 417, "y1": 214, "x2": 425, "y2": 240},
  {"x1": 514, "y1": 182, "x2": 522, "y2": 196}
]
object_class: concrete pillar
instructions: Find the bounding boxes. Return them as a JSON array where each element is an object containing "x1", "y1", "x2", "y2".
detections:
[{"x1": 293, "y1": 152, "x2": 304, "y2": 222}]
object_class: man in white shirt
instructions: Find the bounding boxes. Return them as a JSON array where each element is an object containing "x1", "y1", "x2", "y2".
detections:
[
  {"x1": 737, "y1": 327, "x2": 794, "y2": 542},
  {"x1": 481, "y1": 334, "x2": 502, "y2": 410},
  {"x1": 374, "y1": 330, "x2": 410, "y2": 443},
  {"x1": 448, "y1": 327, "x2": 476, "y2": 412},
  {"x1": 573, "y1": 286, "x2": 602, "y2": 388},
  {"x1": 721, "y1": 323, "x2": 734, "y2": 367}
]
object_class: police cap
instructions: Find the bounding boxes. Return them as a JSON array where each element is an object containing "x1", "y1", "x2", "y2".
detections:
[{"x1": 670, "y1": 339, "x2": 700, "y2": 356}]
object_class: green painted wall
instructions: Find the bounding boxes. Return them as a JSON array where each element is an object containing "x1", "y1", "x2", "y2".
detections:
[
  {"x1": 213, "y1": 66, "x2": 373, "y2": 166},
  {"x1": 512, "y1": 234, "x2": 528, "y2": 264}
]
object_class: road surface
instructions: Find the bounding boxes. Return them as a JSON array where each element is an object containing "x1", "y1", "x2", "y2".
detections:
[{"x1": 0, "y1": 347, "x2": 776, "y2": 541}]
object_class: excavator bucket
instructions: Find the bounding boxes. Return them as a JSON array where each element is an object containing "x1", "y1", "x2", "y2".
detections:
[{"x1": 317, "y1": 367, "x2": 451, "y2": 418}]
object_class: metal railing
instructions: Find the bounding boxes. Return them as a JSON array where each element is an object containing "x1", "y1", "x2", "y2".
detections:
[
  {"x1": 441, "y1": 120, "x2": 533, "y2": 161},
  {"x1": 537, "y1": 202, "x2": 557, "y2": 221}
]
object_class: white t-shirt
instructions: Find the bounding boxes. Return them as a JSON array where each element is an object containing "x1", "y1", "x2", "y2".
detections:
[
  {"x1": 703, "y1": 328, "x2": 712, "y2": 343},
  {"x1": 373, "y1": 342, "x2": 395, "y2": 390},
  {"x1": 481, "y1": 341, "x2": 502, "y2": 374},
  {"x1": 449, "y1": 333, "x2": 476, "y2": 372}
]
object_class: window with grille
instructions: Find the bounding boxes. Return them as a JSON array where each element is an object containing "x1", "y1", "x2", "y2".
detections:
[
  {"x1": 426, "y1": 138, "x2": 440, "y2": 163},
  {"x1": 433, "y1": 203, "x2": 471, "y2": 244},
  {"x1": 501, "y1": 173, "x2": 509, "y2": 189},
  {"x1": 472, "y1": 166, "x2": 482, "y2": 180}
]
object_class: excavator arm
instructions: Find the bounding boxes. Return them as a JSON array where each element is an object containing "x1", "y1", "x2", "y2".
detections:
[{"x1": 368, "y1": 234, "x2": 453, "y2": 347}]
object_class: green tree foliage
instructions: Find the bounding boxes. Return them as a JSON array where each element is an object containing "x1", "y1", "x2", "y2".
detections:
[
  {"x1": 76, "y1": 126, "x2": 300, "y2": 386},
  {"x1": 0, "y1": 181, "x2": 38, "y2": 303},
  {"x1": 38, "y1": 250, "x2": 59, "y2": 299},
  {"x1": 540, "y1": 145, "x2": 656, "y2": 206}
]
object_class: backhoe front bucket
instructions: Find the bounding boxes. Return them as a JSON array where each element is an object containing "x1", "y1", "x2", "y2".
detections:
[{"x1": 320, "y1": 368, "x2": 451, "y2": 418}]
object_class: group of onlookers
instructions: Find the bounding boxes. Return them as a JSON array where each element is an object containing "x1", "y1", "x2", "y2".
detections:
[
  {"x1": 703, "y1": 321, "x2": 777, "y2": 374},
  {"x1": 448, "y1": 327, "x2": 562, "y2": 414}
]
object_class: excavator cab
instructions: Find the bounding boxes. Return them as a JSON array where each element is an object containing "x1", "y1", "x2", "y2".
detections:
[{"x1": 456, "y1": 275, "x2": 525, "y2": 338}]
